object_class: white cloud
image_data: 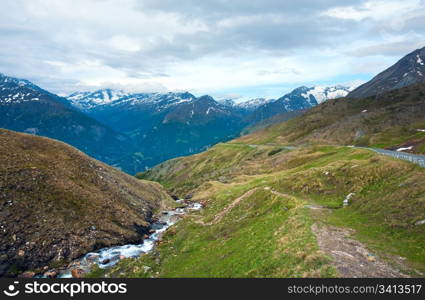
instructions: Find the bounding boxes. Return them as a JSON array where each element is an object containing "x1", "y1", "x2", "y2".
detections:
[
  {"x1": 323, "y1": 0, "x2": 422, "y2": 22},
  {"x1": 108, "y1": 36, "x2": 142, "y2": 52}
]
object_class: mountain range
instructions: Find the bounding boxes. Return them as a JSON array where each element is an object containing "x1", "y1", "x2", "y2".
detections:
[
  {"x1": 0, "y1": 73, "x2": 135, "y2": 168},
  {"x1": 4, "y1": 47, "x2": 423, "y2": 176},
  {"x1": 127, "y1": 47, "x2": 425, "y2": 278},
  {"x1": 0, "y1": 70, "x2": 352, "y2": 174},
  {"x1": 64, "y1": 84, "x2": 351, "y2": 171}
]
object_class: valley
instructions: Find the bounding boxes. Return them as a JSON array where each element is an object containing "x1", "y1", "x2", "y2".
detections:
[
  {"x1": 1, "y1": 44, "x2": 425, "y2": 279},
  {"x1": 0, "y1": 72, "x2": 351, "y2": 174},
  {"x1": 88, "y1": 47, "x2": 425, "y2": 277},
  {"x1": 94, "y1": 142, "x2": 425, "y2": 277},
  {"x1": 63, "y1": 85, "x2": 351, "y2": 173}
]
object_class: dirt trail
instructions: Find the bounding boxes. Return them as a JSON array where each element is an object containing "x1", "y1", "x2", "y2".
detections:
[
  {"x1": 292, "y1": 192, "x2": 409, "y2": 278},
  {"x1": 196, "y1": 188, "x2": 258, "y2": 226},
  {"x1": 269, "y1": 189, "x2": 295, "y2": 199},
  {"x1": 193, "y1": 183, "x2": 410, "y2": 277},
  {"x1": 311, "y1": 223, "x2": 408, "y2": 278}
]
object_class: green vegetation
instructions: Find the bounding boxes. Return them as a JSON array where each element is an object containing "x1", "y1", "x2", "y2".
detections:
[
  {"x1": 91, "y1": 83, "x2": 425, "y2": 278},
  {"x1": 101, "y1": 141, "x2": 425, "y2": 277},
  {"x1": 92, "y1": 177, "x2": 336, "y2": 278}
]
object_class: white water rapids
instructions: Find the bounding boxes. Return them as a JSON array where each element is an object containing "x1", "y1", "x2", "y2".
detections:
[{"x1": 55, "y1": 201, "x2": 202, "y2": 278}]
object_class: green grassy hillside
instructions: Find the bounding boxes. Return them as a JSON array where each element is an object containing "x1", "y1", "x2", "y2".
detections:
[
  {"x1": 93, "y1": 141, "x2": 425, "y2": 278},
  {"x1": 88, "y1": 83, "x2": 425, "y2": 278}
]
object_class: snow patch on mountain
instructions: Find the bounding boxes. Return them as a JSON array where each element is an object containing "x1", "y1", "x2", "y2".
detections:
[
  {"x1": 417, "y1": 54, "x2": 424, "y2": 66},
  {"x1": 301, "y1": 85, "x2": 351, "y2": 104},
  {"x1": 67, "y1": 89, "x2": 130, "y2": 109},
  {"x1": 67, "y1": 90, "x2": 196, "y2": 111},
  {"x1": 236, "y1": 98, "x2": 273, "y2": 110},
  {"x1": 0, "y1": 73, "x2": 46, "y2": 104}
]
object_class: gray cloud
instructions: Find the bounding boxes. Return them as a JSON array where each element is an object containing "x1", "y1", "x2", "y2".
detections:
[
  {"x1": 0, "y1": 0, "x2": 423, "y2": 96},
  {"x1": 139, "y1": 0, "x2": 364, "y2": 19},
  {"x1": 134, "y1": 0, "x2": 365, "y2": 57},
  {"x1": 348, "y1": 40, "x2": 425, "y2": 57}
]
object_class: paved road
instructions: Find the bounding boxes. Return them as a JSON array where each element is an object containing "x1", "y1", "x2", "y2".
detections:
[
  {"x1": 243, "y1": 143, "x2": 425, "y2": 168},
  {"x1": 365, "y1": 148, "x2": 425, "y2": 168}
]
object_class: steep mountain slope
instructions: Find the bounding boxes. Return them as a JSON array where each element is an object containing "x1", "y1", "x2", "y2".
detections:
[
  {"x1": 0, "y1": 129, "x2": 173, "y2": 277},
  {"x1": 0, "y1": 73, "x2": 135, "y2": 171},
  {"x1": 348, "y1": 47, "x2": 425, "y2": 98},
  {"x1": 241, "y1": 110, "x2": 306, "y2": 135},
  {"x1": 68, "y1": 91, "x2": 196, "y2": 133},
  {"x1": 136, "y1": 95, "x2": 247, "y2": 167},
  {"x1": 238, "y1": 82, "x2": 425, "y2": 154}
]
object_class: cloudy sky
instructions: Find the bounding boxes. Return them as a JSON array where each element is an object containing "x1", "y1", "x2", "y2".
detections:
[{"x1": 1, "y1": 0, "x2": 425, "y2": 100}]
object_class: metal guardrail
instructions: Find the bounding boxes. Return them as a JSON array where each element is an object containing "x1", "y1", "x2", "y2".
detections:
[{"x1": 365, "y1": 148, "x2": 425, "y2": 168}]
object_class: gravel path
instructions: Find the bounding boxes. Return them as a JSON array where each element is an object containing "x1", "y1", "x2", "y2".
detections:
[{"x1": 312, "y1": 224, "x2": 408, "y2": 278}]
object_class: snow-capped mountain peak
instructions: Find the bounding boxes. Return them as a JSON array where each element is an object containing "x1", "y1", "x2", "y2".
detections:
[
  {"x1": 300, "y1": 85, "x2": 351, "y2": 104},
  {"x1": 67, "y1": 89, "x2": 130, "y2": 110},
  {"x1": 417, "y1": 54, "x2": 424, "y2": 66},
  {"x1": 0, "y1": 73, "x2": 50, "y2": 104},
  {"x1": 348, "y1": 46, "x2": 425, "y2": 98},
  {"x1": 235, "y1": 98, "x2": 273, "y2": 110},
  {"x1": 216, "y1": 98, "x2": 235, "y2": 107},
  {"x1": 66, "y1": 90, "x2": 197, "y2": 112}
]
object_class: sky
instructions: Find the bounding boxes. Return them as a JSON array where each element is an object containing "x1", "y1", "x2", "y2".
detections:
[{"x1": 0, "y1": 0, "x2": 425, "y2": 100}]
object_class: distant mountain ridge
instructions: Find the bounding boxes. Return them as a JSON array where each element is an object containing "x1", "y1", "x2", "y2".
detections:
[
  {"x1": 63, "y1": 84, "x2": 351, "y2": 171},
  {"x1": 4, "y1": 47, "x2": 424, "y2": 175},
  {"x1": 244, "y1": 85, "x2": 351, "y2": 125},
  {"x1": 348, "y1": 46, "x2": 425, "y2": 98},
  {"x1": 216, "y1": 97, "x2": 273, "y2": 111},
  {"x1": 66, "y1": 85, "x2": 351, "y2": 116},
  {"x1": 67, "y1": 88, "x2": 130, "y2": 110},
  {"x1": 68, "y1": 90, "x2": 196, "y2": 112},
  {"x1": 0, "y1": 70, "x2": 352, "y2": 174},
  {"x1": 66, "y1": 91, "x2": 248, "y2": 170},
  {"x1": 0, "y1": 73, "x2": 135, "y2": 170}
]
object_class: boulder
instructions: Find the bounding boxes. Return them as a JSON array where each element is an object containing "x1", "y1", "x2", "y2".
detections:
[
  {"x1": 20, "y1": 271, "x2": 35, "y2": 278},
  {"x1": 71, "y1": 268, "x2": 84, "y2": 278},
  {"x1": 44, "y1": 271, "x2": 57, "y2": 278}
]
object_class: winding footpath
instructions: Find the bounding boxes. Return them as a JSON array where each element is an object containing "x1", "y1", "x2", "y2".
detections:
[
  {"x1": 195, "y1": 188, "x2": 258, "y2": 226},
  {"x1": 268, "y1": 187, "x2": 410, "y2": 277}
]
